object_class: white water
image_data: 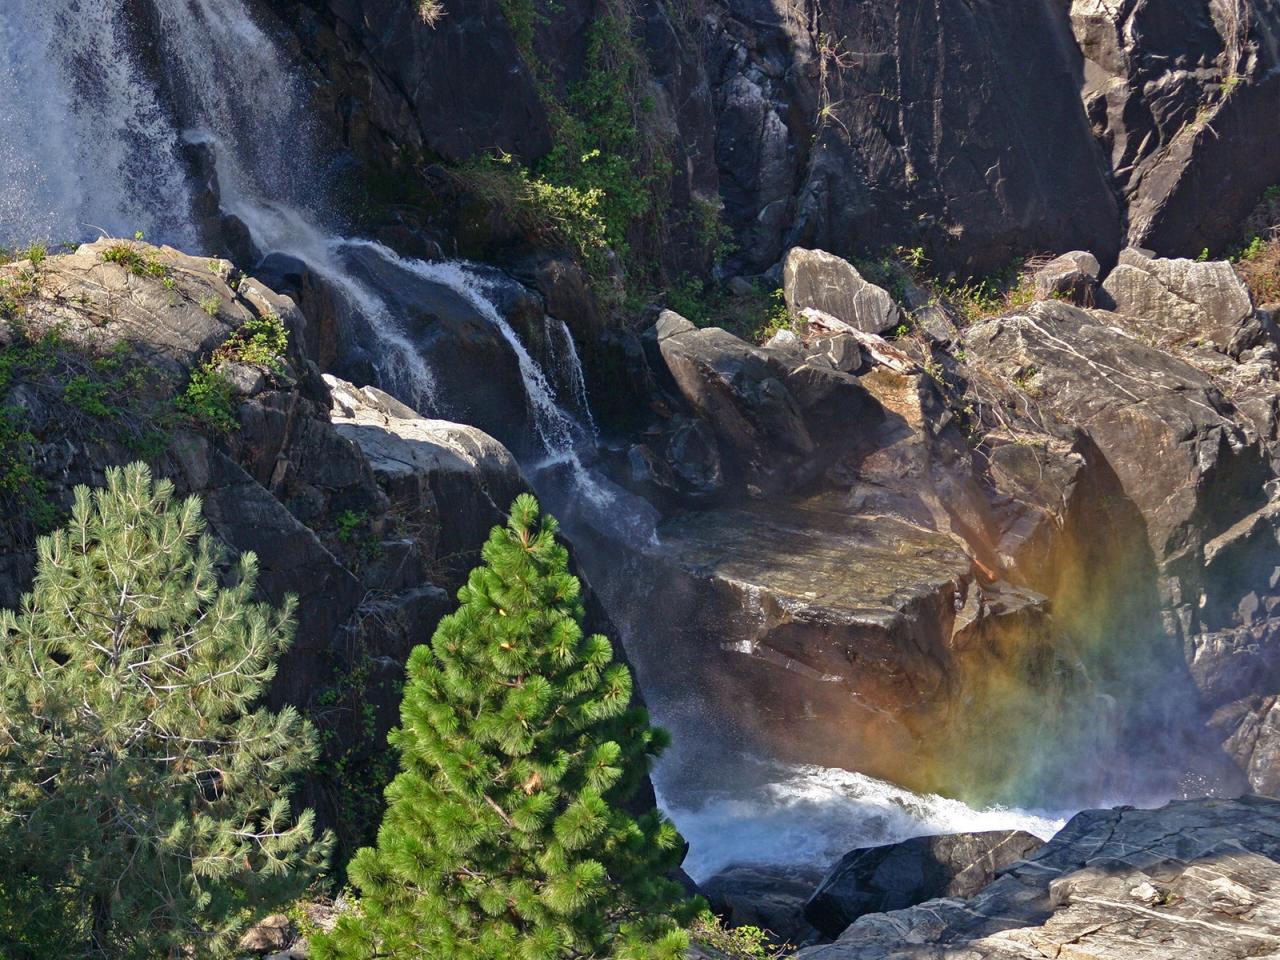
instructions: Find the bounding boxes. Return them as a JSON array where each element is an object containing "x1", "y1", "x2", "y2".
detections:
[
  {"x1": 545, "y1": 316, "x2": 600, "y2": 440},
  {"x1": 661, "y1": 758, "x2": 1069, "y2": 883},
  {"x1": 0, "y1": 0, "x2": 1078, "y2": 880},
  {"x1": 0, "y1": 0, "x2": 196, "y2": 245}
]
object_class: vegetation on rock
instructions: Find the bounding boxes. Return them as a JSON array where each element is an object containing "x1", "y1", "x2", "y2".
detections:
[
  {"x1": 0, "y1": 463, "x2": 331, "y2": 958},
  {"x1": 313, "y1": 494, "x2": 696, "y2": 959}
]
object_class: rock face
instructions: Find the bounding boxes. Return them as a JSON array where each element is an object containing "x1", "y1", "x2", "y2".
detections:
[
  {"x1": 803, "y1": 831, "x2": 1045, "y2": 938},
  {"x1": 796, "y1": 796, "x2": 1280, "y2": 958},
  {"x1": 1071, "y1": 0, "x2": 1280, "y2": 257},
  {"x1": 262, "y1": 0, "x2": 1279, "y2": 276}
]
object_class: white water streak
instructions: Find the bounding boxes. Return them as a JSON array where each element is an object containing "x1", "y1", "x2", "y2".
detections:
[
  {"x1": 663, "y1": 761, "x2": 1070, "y2": 882},
  {"x1": 0, "y1": 0, "x2": 195, "y2": 245}
]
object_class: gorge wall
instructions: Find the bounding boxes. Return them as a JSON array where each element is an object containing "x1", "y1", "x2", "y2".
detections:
[
  {"x1": 248, "y1": 0, "x2": 1280, "y2": 278},
  {"x1": 5, "y1": 0, "x2": 1280, "y2": 880}
]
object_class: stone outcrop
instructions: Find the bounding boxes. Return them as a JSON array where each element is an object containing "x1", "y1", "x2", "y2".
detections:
[
  {"x1": 325, "y1": 374, "x2": 523, "y2": 563},
  {"x1": 796, "y1": 796, "x2": 1280, "y2": 958},
  {"x1": 803, "y1": 831, "x2": 1045, "y2": 939}
]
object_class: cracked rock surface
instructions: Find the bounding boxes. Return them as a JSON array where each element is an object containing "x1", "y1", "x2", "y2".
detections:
[{"x1": 796, "y1": 796, "x2": 1280, "y2": 958}]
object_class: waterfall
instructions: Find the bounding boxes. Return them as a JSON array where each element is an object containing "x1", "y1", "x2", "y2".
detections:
[
  {"x1": 0, "y1": 0, "x2": 1081, "y2": 881},
  {"x1": 0, "y1": 0, "x2": 196, "y2": 246},
  {"x1": 544, "y1": 317, "x2": 599, "y2": 440}
]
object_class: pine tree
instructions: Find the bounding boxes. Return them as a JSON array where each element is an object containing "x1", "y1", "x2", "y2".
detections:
[
  {"x1": 0, "y1": 462, "x2": 331, "y2": 959},
  {"x1": 313, "y1": 494, "x2": 696, "y2": 960}
]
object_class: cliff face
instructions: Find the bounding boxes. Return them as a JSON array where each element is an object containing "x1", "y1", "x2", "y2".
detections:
[{"x1": 255, "y1": 0, "x2": 1280, "y2": 274}]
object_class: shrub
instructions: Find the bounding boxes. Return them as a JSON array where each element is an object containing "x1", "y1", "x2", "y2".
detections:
[
  {"x1": 100, "y1": 241, "x2": 169, "y2": 279},
  {"x1": 1236, "y1": 235, "x2": 1280, "y2": 303},
  {"x1": 313, "y1": 495, "x2": 697, "y2": 960},
  {"x1": 177, "y1": 313, "x2": 291, "y2": 433},
  {"x1": 0, "y1": 463, "x2": 331, "y2": 958},
  {"x1": 690, "y1": 911, "x2": 786, "y2": 959},
  {"x1": 417, "y1": 0, "x2": 445, "y2": 24},
  {"x1": 176, "y1": 363, "x2": 239, "y2": 432}
]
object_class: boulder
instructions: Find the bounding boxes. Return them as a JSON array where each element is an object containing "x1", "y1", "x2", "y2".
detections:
[
  {"x1": 1101, "y1": 247, "x2": 1258, "y2": 353},
  {"x1": 783, "y1": 248, "x2": 903, "y2": 335},
  {"x1": 1032, "y1": 250, "x2": 1100, "y2": 305},
  {"x1": 702, "y1": 864, "x2": 824, "y2": 945},
  {"x1": 803, "y1": 830, "x2": 1044, "y2": 938},
  {"x1": 796, "y1": 796, "x2": 1280, "y2": 959},
  {"x1": 238, "y1": 914, "x2": 294, "y2": 954},
  {"x1": 654, "y1": 310, "x2": 814, "y2": 489},
  {"x1": 325, "y1": 375, "x2": 525, "y2": 564}
]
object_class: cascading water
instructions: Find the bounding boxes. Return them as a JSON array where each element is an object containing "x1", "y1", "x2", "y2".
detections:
[
  {"x1": 0, "y1": 0, "x2": 1085, "y2": 883},
  {"x1": 0, "y1": 0, "x2": 196, "y2": 245}
]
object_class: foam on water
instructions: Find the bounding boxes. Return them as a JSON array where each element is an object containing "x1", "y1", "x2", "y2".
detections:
[{"x1": 661, "y1": 757, "x2": 1071, "y2": 883}]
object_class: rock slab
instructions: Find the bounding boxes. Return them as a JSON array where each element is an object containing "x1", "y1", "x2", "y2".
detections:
[
  {"x1": 803, "y1": 830, "x2": 1045, "y2": 938},
  {"x1": 797, "y1": 796, "x2": 1280, "y2": 959}
]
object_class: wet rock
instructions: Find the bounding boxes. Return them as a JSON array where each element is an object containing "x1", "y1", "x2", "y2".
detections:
[
  {"x1": 963, "y1": 299, "x2": 1271, "y2": 792},
  {"x1": 803, "y1": 831, "x2": 1044, "y2": 938},
  {"x1": 783, "y1": 248, "x2": 903, "y2": 335},
  {"x1": 796, "y1": 796, "x2": 1280, "y2": 959},
  {"x1": 703, "y1": 864, "x2": 824, "y2": 945},
  {"x1": 647, "y1": 495, "x2": 1065, "y2": 792},
  {"x1": 665, "y1": 416, "x2": 724, "y2": 495}
]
